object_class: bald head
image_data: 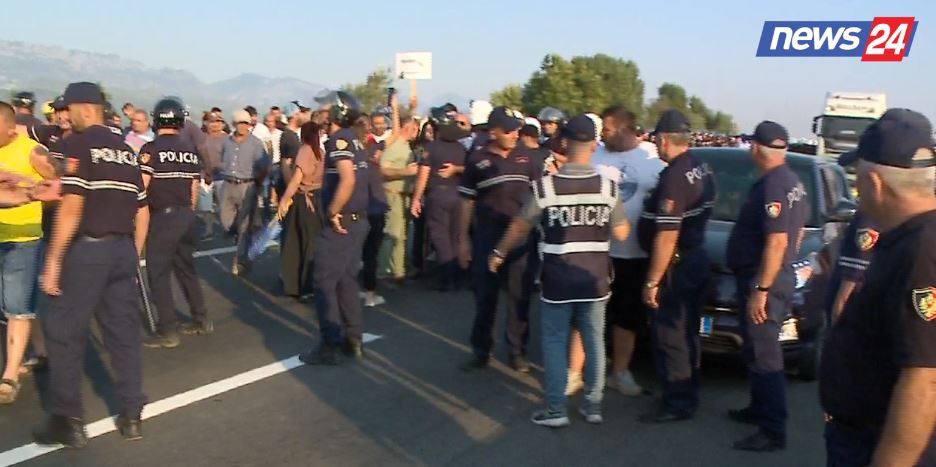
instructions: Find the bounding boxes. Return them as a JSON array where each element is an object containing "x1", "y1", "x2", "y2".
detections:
[{"x1": 0, "y1": 102, "x2": 14, "y2": 126}]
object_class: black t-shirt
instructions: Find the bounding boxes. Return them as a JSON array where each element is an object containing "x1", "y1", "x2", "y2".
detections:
[
  {"x1": 139, "y1": 134, "x2": 202, "y2": 210},
  {"x1": 15, "y1": 114, "x2": 44, "y2": 130},
  {"x1": 28, "y1": 124, "x2": 65, "y2": 149},
  {"x1": 420, "y1": 140, "x2": 467, "y2": 189},
  {"x1": 458, "y1": 144, "x2": 542, "y2": 227},
  {"x1": 637, "y1": 151, "x2": 715, "y2": 253},
  {"x1": 59, "y1": 125, "x2": 147, "y2": 238},
  {"x1": 726, "y1": 164, "x2": 809, "y2": 271},
  {"x1": 280, "y1": 128, "x2": 300, "y2": 162},
  {"x1": 821, "y1": 210, "x2": 936, "y2": 426}
]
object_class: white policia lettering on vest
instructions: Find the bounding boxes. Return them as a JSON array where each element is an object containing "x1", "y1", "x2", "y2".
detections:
[
  {"x1": 90, "y1": 148, "x2": 138, "y2": 166},
  {"x1": 546, "y1": 204, "x2": 612, "y2": 228},
  {"x1": 158, "y1": 151, "x2": 199, "y2": 164},
  {"x1": 683, "y1": 163, "x2": 713, "y2": 185}
]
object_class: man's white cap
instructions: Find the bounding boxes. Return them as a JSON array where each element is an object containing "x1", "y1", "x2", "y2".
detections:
[
  {"x1": 469, "y1": 100, "x2": 494, "y2": 126},
  {"x1": 524, "y1": 117, "x2": 541, "y2": 132},
  {"x1": 586, "y1": 113, "x2": 603, "y2": 141}
]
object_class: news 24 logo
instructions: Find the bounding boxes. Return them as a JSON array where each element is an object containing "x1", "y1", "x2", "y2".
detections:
[{"x1": 756, "y1": 17, "x2": 918, "y2": 61}]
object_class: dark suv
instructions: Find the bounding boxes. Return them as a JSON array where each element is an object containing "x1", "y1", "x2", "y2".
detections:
[{"x1": 693, "y1": 148, "x2": 856, "y2": 381}]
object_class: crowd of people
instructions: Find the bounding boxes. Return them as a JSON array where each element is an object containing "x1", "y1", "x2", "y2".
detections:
[{"x1": 1, "y1": 84, "x2": 936, "y2": 466}]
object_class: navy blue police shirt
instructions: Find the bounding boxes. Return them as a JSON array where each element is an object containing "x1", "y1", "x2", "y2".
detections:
[
  {"x1": 420, "y1": 140, "x2": 467, "y2": 189},
  {"x1": 321, "y1": 128, "x2": 368, "y2": 215},
  {"x1": 824, "y1": 211, "x2": 878, "y2": 314},
  {"x1": 821, "y1": 210, "x2": 936, "y2": 426},
  {"x1": 726, "y1": 165, "x2": 808, "y2": 271},
  {"x1": 59, "y1": 125, "x2": 147, "y2": 238},
  {"x1": 139, "y1": 134, "x2": 203, "y2": 210},
  {"x1": 459, "y1": 144, "x2": 543, "y2": 227},
  {"x1": 637, "y1": 150, "x2": 715, "y2": 253}
]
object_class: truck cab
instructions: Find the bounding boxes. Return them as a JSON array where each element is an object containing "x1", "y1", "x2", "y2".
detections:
[{"x1": 812, "y1": 92, "x2": 886, "y2": 158}]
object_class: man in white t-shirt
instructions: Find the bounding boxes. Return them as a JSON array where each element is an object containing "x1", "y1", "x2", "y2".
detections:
[{"x1": 587, "y1": 106, "x2": 665, "y2": 395}]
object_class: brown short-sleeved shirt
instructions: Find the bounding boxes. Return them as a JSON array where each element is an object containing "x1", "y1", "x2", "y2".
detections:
[{"x1": 295, "y1": 144, "x2": 323, "y2": 191}]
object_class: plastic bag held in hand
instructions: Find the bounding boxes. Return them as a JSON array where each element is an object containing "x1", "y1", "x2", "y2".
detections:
[{"x1": 247, "y1": 219, "x2": 282, "y2": 262}]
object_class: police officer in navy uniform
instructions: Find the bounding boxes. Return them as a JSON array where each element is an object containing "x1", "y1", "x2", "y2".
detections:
[
  {"x1": 636, "y1": 110, "x2": 716, "y2": 423},
  {"x1": 411, "y1": 106, "x2": 469, "y2": 290},
  {"x1": 821, "y1": 109, "x2": 936, "y2": 466},
  {"x1": 34, "y1": 82, "x2": 149, "y2": 447},
  {"x1": 725, "y1": 120, "x2": 807, "y2": 452},
  {"x1": 827, "y1": 210, "x2": 877, "y2": 323},
  {"x1": 139, "y1": 98, "x2": 212, "y2": 349},
  {"x1": 12, "y1": 91, "x2": 43, "y2": 133},
  {"x1": 458, "y1": 106, "x2": 541, "y2": 373},
  {"x1": 299, "y1": 91, "x2": 371, "y2": 366}
]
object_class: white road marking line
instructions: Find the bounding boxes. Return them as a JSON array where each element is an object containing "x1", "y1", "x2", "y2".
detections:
[
  {"x1": 139, "y1": 241, "x2": 277, "y2": 267},
  {"x1": 0, "y1": 333, "x2": 382, "y2": 466}
]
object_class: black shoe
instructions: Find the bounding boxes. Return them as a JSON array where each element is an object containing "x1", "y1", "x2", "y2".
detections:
[
  {"x1": 460, "y1": 355, "x2": 490, "y2": 372},
  {"x1": 180, "y1": 320, "x2": 214, "y2": 336},
  {"x1": 299, "y1": 345, "x2": 340, "y2": 366},
  {"x1": 510, "y1": 356, "x2": 531, "y2": 374},
  {"x1": 728, "y1": 407, "x2": 760, "y2": 425},
  {"x1": 33, "y1": 415, "x2": 88, "y2": 448},
  {"x1": 638, "y1": 408, "x2": 693, "y2": 424},
  {"x1": 732, "y1": 431, "x2": 785, "y2": 452},
  {"x1": 142, "y1": 333, "x2": 181, "y2": 349},
  {"x1": 115, "y1": 416, "x2": 143, "y2": 441},
  {"x1": 342, "y1": 339, "x2": 364, "y2": 360}
]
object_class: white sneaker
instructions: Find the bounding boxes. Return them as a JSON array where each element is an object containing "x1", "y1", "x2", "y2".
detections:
[
  {"x1": 565, "y1": 372, "x2": 584, "y2": 396},
  {"x1": 364, "y1": 295, "x2": 386, "y2": 307},
  {"x1": 607, "y1": 370, "x2": 643, "y2": 396}
]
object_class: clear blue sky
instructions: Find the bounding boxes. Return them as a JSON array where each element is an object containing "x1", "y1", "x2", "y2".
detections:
[{"x1": 6, "y1": 0, "x2": 934, "y2": 137}]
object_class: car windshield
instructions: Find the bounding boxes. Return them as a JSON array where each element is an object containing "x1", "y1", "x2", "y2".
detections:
[
  {"x1": 821, "y1": 116, "x2": 875, "y2": 141},
  {"x1": 697, "y1": 151, "x2": 820, "y2": 227}
]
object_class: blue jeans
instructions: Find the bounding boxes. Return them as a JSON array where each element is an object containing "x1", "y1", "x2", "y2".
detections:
[
  {"x1": 540, "y1": 298, "x2": 607, "y2": 412},
  {"x1": 0, "y1": 240, "x2": 41, "y2": 320}
]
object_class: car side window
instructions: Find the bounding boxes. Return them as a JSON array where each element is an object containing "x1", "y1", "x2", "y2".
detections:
[{"x1": 819, "y1": 166, "x2": 842, "y2": 216}]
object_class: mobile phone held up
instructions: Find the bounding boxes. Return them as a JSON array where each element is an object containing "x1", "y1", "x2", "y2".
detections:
[{"x1": 387, "y1": 87, "x2": 396, "y2": 106}]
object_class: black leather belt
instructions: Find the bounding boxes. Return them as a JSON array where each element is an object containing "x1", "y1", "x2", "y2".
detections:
[
  {"x1": 223, "y1": 177, "x2": 253, "y2": 184},
  {"x1": 77, "y1": 234, "x2": 128, "y2": 243}
]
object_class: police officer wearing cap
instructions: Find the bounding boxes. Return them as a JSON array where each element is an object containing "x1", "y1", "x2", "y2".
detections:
[
  {"x1": 411, "y1": 106, "x2": 469, "y2": 290},
  {"x1": 725, "y1": 120, "x2": 807, "y2": 452},
  {"x1": 12, "y1": 91, "x2": 43, "y2": 135},
  {"x1": 299, "y1": 91, "x2": 371, "y2": 366},
  {"x1": 35, "y1": 82, "x2": 149, "y2": 447},
  {"x1": 636, "y1": 109, "x2": 716, "y2": 423},
  {"x1": 821, "y1": 109, "x2": 936, "y2": 466},
  {"x1": 138, "y1": 98, "x2": 212, "y2": 349},
  {"x1": 30, "y1": 95, "x2": 70, "y2": 149},
  {"x1": 458, "y1": 106, "x2": 541, "y2": 373}
]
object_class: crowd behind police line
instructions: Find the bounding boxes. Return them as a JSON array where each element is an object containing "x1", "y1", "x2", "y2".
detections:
[{"x1": 2, "y1": 84, "x2": 936, "y2": 465}]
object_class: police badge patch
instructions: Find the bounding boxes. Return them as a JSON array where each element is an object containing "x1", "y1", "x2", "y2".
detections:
[
  {"x1": 140, "y1": 153, "x2": 151, "y2": 164},
  {"x1": 912, "y1": 288, "x2": 936, "y2": 322},
  {"x1": 660, "y1": 199, "x2": 675, "y2": 214},
  {"x1": 856, "y1": 228, "x2": 879, "y2": 252},
  {"x1": 335, "y1": 139, "x2": 348, "y2": 150},
  {"x1": 765, "y1": 202, "x2": 782, "y2": 218}
]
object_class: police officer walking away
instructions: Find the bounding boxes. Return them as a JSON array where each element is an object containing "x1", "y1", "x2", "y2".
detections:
[
  {"x1": 821, "y1": 109, "x2": 936, "y2": 466},
  {"x1": 458, "y1": 106, "x2": 541, "y2": 373},
  {"x1": 636, "y1": 110, "x2": 715, "y2": 423},
  {"x1": 299, "y1": 91, "x2": 370, "y2": 366},
  {"x1": 35, "y1": 82, "x2": 149, "y2": 447},
  {"x1": 139, "y1": 98, "x2": 212, "y2": 349},
  {"x1": 489, "y1": 114, "x2": 629, "y2": 427},
  {"x1": 411, "y1": 106, "x2": 469, "y2": 290},
  {"x1": 725, "y1": 121, "x2": 807, "y2": 451}
]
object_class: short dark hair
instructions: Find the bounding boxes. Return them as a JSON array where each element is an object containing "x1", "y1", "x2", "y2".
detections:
[
  {"x1": 519, "y1": 124, "x2": 540, "y2": 139},
  {"x1": 244, "y1": 105, "x2": 258, "y2": 116},
  {"x1": 122, "y1": 102, "x2": 134, "y2": 110},
  {"x1": 211, "y1": 107, "x2": 222, "y2": 113},
  {"x1": 270, "y1": 106, "x2": 280, "y2": 112},
  {"x1": 600, "y1": 105, "x2": 637, "y2": 132}
]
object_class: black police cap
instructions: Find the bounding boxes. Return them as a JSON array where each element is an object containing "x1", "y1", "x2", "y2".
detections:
[
  {"x1": 487, "y1": 106, "x2": 523, "y2": 132},
  {"x1": 12, "y1": 91, "x2": 35, "y2": 108},
  {"x1": 847, "y1": 108, "x2": 935, "y2": 169},
  {"x1": 63, "y1": 82, "x2": 106, "y2": 106},
  {"x1": 752, "y1": 121, "x2": 789, "y2": 149},
  {"x1": 51, "y1": 95, "x2": 67, "y2": 111},
  {"x1": 561, "y1": 114, "x2": 597, "y2": 143},
  {"x1": 653, "y1": 110, "x2": 691, "y2": 134}
]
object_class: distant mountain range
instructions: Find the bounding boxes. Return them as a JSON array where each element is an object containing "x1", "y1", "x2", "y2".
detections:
[
  {"x1": 0, "y1": 41, "x2": 327, "y2": 118},
  {"x1": 0, "y1": 41, "x2": 474, "y2": 121}
]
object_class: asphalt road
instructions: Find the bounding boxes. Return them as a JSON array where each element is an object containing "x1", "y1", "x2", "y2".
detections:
[{"x1": 0, "y1": 239, "x2": 828, "y2": 467}]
